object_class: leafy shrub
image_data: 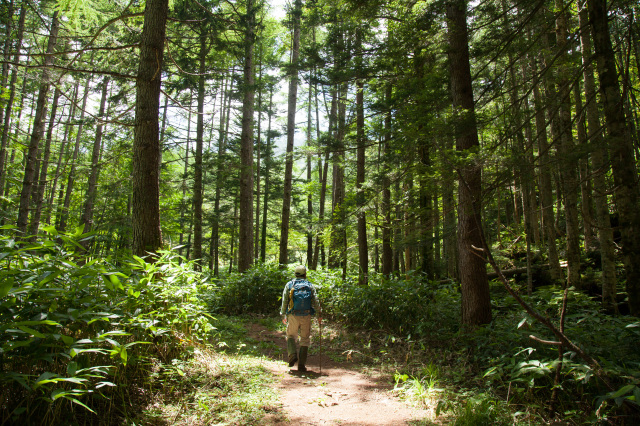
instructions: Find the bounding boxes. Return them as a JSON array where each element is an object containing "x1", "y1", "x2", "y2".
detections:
[
  {"x1": 203, "y1": 263, "x2": 290, "y2": 315},
  {"x1": 316, "y1": 271, "x2": 460, "y2": 340},
  {"x1": 0, "y1": 227, "x2": 215, "y2": 424},
  {"x1": 451, "y1": 393, "x2": 509, "y2": 426}
]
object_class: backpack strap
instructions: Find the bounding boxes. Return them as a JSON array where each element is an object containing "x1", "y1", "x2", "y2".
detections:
[{"x1": 288, "y1": 281, "x2": 295, "y2": 313}]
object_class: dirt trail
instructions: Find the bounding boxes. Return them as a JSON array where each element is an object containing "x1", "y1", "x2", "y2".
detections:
[{"x1": 247, "y1": 322, "x2": 431, "y2": 425}]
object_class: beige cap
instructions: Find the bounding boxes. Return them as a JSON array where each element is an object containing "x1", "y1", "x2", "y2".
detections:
[{"x1": 294, "y1": 265, "x2": 307, "y2": 276}]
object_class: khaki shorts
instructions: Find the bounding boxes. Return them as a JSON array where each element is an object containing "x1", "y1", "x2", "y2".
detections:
[{"x1": 286, "y1": 314, "x2": 312, "y2": 347}]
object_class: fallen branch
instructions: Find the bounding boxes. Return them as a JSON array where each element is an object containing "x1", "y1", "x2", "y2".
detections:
[{"x1": 469, "y1": 244, "x2": 604, "y2": 379}]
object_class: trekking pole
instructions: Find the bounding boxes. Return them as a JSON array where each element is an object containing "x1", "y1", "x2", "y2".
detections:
[{"x1": 319, "y1": 315, "x2": 323, "y2": 373}]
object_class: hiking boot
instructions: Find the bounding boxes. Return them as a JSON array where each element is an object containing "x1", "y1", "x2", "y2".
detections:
[
  {"x1": 287, "y1": 338, "x2": 298, "y2": 367},
  {"x1": 288, "y1": 352, "x2": 298, "y2": 367},
  {"x1": 298, "y1": 346, "x2": 308, "y2": 372}
]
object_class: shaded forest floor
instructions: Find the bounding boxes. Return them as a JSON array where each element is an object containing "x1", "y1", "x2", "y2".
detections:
[{"x1": 128, "y1": 313, "x2": 631, "y2": 425}]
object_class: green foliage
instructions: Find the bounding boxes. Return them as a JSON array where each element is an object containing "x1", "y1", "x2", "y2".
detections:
[
  {"x1": 202, "y1": 263, "x2": 290, "y2": 315},
  {"x1": 0, "y1": 230, "x2": 215, "y2": 423},
  {"x1": 316, "y1": 271, "x2": 459, "y2": 340},
  {"x1": 317, "y1": 267, "x2": 639, "y2": 423},
  {"x1": 394, "y1": 363, "x2": 444, "y2": 408},
  {"x1": 135, "y1": 317, "x2": 283, "y2": 425},
  {"x1": 450, "y1": 393, "x2": 509, "y2": 426}
]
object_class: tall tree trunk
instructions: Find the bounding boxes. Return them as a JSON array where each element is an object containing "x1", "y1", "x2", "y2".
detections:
[
  {"x1": 588, "y1": 0, "x2": 640, "y2": 316},
  {"x1": 260, "y1": 85, "x2": 273, "y2": 263},
  {"x1": 212, "y1": 72, "x2": 234, "y2": 275},
  {"x1": 554, "y1": 0, "x2": 582, "y2": 289},
  {"x1": 47, "y1": 82, "x2": 78, "y2": 225},
  {"x1": 132, "y1": 0, "x2": 168, "y2": 256},
  {"x1": 382, "y1": 84, "x2": 393, "y2": 277},
  {"x1": 179, "y1": 91, "x2": 193, "y2": 259},
  {"x1": 578, "y1": 2, "x2": 617, "y2": 313},
  {"x1": 355, "y1": 29, "x2": 368, "y2": 285},
  {"x1": 238, "y1": 0, "x2": 256, "y2": 273},
  {"x1": 504, "y1": 12, "x2": 534, "y2": 292},
  {"x1": 29, "y1": 87, "x2": 61, "y2": 237},
  {"x1": 159, "y1": 94, "x2": 169, "y2": 171},
  {"x1": 329, "y1": 83, "x2": 347, "y2": 277},
  {"x1": 229, "y1": 190, "x2": 239, "y2": 273},
  {"x1": 306, "y1": 78, "x2": 314, "y2": 267},
  {"x1": 193, "y1": 33, "x2": 208, "y2": 270},
  {"x1": 255, "y1": 44, "x2": 263, "y2": 261},
  {"x1": 532, "y1": 56, "x2": 563, "y2": 282},
  {"x1": 403, "y1": 174, "x2": 413, "y2": 272},
  {"x1": 420, "y1": 144, "x2": 433, "y2": 279},
  {"x1": 16, "y1": 11, "x2": 59, "y2": 237},
  {"x1": 442, "y1": 130, "x2": 457, "y2": 279},
  {"x1": 520, "y1": 65, "x2": 541, "y2": 247},
  {"x1": 574, "y1": 83, "x2": 596, "y2": 251},
  {"x1": 278, "y1": 0, "x2": 302, "y2": 267},
  {"x1": 80, "y1": 78, "x2": 110, "y2": 247},
  {"x1": 1, "y1": 56, "x2": 29, "y2": 217},
  {"x1": 59, "y1": 85, "x2": 91, "y2": 234},
  {"x1": 312, "y1": 80, "x2": 331, "y2": 270},
  {"x1": 0, "y1": 1, "x2": 26, "y2": 186},
  {"x1": 0, "y1": 0, "x2": 13, "y2": 134},
  {"x1": 446, "y1": 0, "x2": 491, "y2": 326}
]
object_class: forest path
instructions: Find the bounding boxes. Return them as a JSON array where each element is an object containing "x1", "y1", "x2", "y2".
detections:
[{"x1": 246, "y1": 321, "x2": 432, "y2": 425}]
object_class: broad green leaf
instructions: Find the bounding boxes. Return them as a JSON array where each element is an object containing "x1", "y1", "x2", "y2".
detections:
[
  {"x1": 0, "y1": 277, "x2": 13, "y2": 297},
  {"x1": 611, "y1": 384, "x2": 635, "y2": 399},
  {"x1": 67, "y1": 397, "x2": 96, "y2": 413},
  {"x1": 17, "y1": 326, "x2": 46, "y2": 338},
  {"x1": 97, "y1": 330, "x2": 130, "y2": 339},
  {"x1": 70, "y1": 347, "x2": 108, "y2": 357}
]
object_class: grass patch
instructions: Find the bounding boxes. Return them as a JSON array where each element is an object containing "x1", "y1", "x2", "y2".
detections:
[
  {"x1": 134, "y1": 347, "x2": 284, "y2": 425},
  {"x1": 132, "y1": 316, "x2": 286, "y2": 425}
]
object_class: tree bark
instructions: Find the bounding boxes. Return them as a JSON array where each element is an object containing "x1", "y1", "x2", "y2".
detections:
[
  {"x1": 382, "y1": 84, "x2": 393, "y2": 277},
  {"x1": 306, "y1": 79, "x2": 314, "y2": 267},
  {"x1": 59, "y1": 77, "x2": 91, "y2": 233},
  {"x1": 212, "y1": 72, "x2": 234, "y2": 274},
  {"x1": 260, "y1": 84, "x2": 274, "y2": 263},
  {"x1": 446, "y1": 0, "x2": 491, "y2": 326},
  {"x1": 179, "y1": 91, "x2": 193, "y2": 259},
  {"x1": 29, "y1": 87, "x2": 61, "y2": 238},
  {"x1": 80, "y1": 78, "x2": 110, "y2": 247},
  {"x1": 356, "y1": 29, "x2": 368, "y2": 285},
  {"x1": 0, "y1": 1, "x2": 26, "y2": 187},
  {"x1": 16, "y1": 11, "x2": 59, "y2": 237},
  {"x1": 443, "y1": 134, "x2": 458, "y2": 279},
  {"x1": 554, "y1": 0, "x2": 582, "y2": 289},
  {"x1": 238, "y1": 0, "x2": 256, "y2": 273},
  {"x1": 132, "y1": 0, "x2": 168, "y2": 256},
  {"x1": 193, "y1": 32, "x2": 208, "y2": 270},
  {"x1": 47, "y1": 81, "x2": 78, "y2": 225},
  {"x1": 329, "y1": 83, "x2": 347, "y2": 276},
  {"x1": 532, "y1": 56, "x2": 563, "y2": 282},
  {"x1": 574, "y1": 82, "x2": 596, "y2": 251},
  {"x1": 578, "y1": 2, "x2": 617, "y2": 313},
  {"x1": 278, "y1": 0, "x2": 302, "y2": 268},
  {"x1": 255, "y1": 44, "x2": 263, "y2": 261},
  {"x1": 588, "y1": 0, "x2": 640, "y2": 316}
]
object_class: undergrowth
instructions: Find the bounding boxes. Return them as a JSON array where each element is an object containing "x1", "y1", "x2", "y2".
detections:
[
  {"x1": 307, "y1": 269, "x2": 640, "y2": 424},
  {"x1": 3, "y1": 231, "x2": 640, "y2": 425},
  {"x1": 0, "y1": 229, "x2": 283, "y2": 425}
]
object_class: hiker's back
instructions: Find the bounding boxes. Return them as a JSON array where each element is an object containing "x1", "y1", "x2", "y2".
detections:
[{"x1": 289, "y1": 279, "x2": 315, "y2": 315}]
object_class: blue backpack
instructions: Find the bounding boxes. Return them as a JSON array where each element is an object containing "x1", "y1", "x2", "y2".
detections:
[{"x1": 287, "y1": 279, "x2": 315, "y2": 315}]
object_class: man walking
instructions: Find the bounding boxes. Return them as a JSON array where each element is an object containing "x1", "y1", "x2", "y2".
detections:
[{"x1": 280, "y1": 266, "x2": 321, "y2": 372}]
